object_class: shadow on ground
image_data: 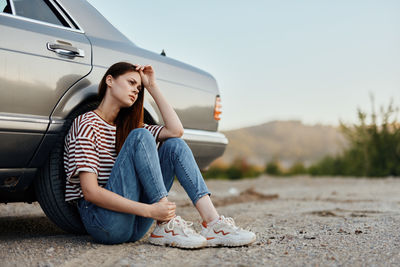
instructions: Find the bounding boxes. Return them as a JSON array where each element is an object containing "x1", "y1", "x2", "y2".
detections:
[{"x1": 0, "y1": 215, "x2": 67, "y2": 239}]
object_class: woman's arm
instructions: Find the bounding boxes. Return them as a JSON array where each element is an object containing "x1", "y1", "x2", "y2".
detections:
[
  {"x1": 136, "y1": 65, "x2": 184, "y2": 141},
  {"x1": 79, "y1": 172, "x2": 176, "y2": 221}
]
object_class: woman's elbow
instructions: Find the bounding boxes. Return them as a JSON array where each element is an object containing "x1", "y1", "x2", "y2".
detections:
[
  {"x1": 175, "y1": 127, "x2": 184, "y2": 138},
  {"x1": 82, "y1": 191, "x2": 93, "y2": 202},
  {"x1": 166, "y1": 127, "x2": 184, "y2": 138},
  {"x1": 82, "y1": 188, "x2": 98, "y2": 203}
]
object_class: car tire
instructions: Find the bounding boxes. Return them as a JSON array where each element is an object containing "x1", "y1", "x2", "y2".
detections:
[{"x1": 34, "y1": 100, "x2": 99, "y2": 234}]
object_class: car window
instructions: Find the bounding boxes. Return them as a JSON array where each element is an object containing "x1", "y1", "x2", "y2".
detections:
[
  {"x1": 12, "y1": 0, "x2": 69, "y2": 27},
  {"x1": 0, "y1": 0, "x2": 11, "y2": 14}
]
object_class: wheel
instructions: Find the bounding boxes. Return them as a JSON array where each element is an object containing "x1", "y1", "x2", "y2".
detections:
[{"x1": 34, "y1": 100, "x2": 99, "y2": 234}]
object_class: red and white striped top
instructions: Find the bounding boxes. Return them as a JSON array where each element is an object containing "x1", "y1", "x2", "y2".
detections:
[{"x1": 63, "y1": 111, "x2": 164, "y2": 202}]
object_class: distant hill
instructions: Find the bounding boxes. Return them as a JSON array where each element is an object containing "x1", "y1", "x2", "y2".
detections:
[{"x1": 218, "y1": 120, "x2": 347, "y2": 167}]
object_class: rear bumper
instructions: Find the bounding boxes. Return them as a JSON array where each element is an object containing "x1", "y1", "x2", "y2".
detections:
[{"x1": 182, "y1": 129, "x2": 228, "y2": 170}]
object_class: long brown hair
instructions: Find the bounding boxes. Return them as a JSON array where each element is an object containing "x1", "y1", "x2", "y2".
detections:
[{"x1": 97, "y1": 62, "x2": 145, "y2": 154}]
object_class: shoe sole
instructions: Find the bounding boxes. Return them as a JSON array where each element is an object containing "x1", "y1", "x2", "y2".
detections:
[
  {"x1": 205, "y1": 235, "x2": 257, "y2": 247},
  {"x1": 148, "y1": 237, "x2": 207, "y2": 249}
]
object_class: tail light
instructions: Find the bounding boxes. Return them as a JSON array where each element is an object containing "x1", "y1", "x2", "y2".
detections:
[{"x1": 214, "y1": 95, "x2": 222, "y2": 121}]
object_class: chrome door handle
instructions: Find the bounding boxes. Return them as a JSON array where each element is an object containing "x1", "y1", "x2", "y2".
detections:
[{"x1": 46, "y1": 42, "x2": 85, "y2": 58}]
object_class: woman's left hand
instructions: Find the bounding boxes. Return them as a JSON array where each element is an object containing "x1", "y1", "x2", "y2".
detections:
[{"x1": 135, "y1": 64, "x2": 156, "y2": 90}]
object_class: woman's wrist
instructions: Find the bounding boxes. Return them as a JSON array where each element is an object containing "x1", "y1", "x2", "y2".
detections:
[
  {"x1": 144, "y1": 203, "x2": 154, "y2": 218},
  {"x1": 146, "y1": 82, "x2": 159, "y2": 92}
]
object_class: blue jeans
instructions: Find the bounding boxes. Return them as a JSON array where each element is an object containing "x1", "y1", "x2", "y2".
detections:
[{"x1": 77, "y1": 128, "x2": 210, "y2": 244}]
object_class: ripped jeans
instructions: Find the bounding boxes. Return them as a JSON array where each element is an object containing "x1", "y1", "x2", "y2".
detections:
[{"x1": 77, "y1": 128, "x2": 210, "y2": 244}]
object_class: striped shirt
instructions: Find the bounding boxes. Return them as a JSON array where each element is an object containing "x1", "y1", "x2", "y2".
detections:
[{"x1": 63, "y1": 110, "x2": 163, "y2": 202}]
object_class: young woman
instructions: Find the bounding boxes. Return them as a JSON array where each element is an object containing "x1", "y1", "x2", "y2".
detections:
[{"x1": 64, "y1": 62, "x2": 256, "y2": 248}]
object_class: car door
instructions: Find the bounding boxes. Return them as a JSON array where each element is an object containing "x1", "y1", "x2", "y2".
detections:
[{"x1": 0, "y1": 0, "x2": 91, "y2": 167}]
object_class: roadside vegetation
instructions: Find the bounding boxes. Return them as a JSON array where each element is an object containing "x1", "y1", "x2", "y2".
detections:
[
  {"x1": 309, "y1": 99, "x2": 400, "y2": 177},
  {"x1": 202, "y1": 157, "x2": 263, "y2": 180},
  {"x1": 203, "y1": 99, "x2": 400, "y2": 179}
]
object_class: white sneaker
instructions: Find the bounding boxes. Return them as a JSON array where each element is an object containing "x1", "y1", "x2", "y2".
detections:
[
  {"x1": 200, "y1": 215, "x2": 256, "y2": 247},
  {"x1": 148, "y1": 216, "x2": 207, "y2": 249}
]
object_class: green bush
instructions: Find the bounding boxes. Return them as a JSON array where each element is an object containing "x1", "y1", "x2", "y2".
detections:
[
  {"x1": 265, "y1": 160, "x2": 282, "y2": 175},
  {"x1": 202, "y1": 157, "x2": 262, "y2": 180},
  {"x1": 287, "y1": 161, "x2": 307, "y2": 175},
  {"x1": 225, "y1": 165, "x2": 242, "y2": 180},
  {"x1": 202, "y1": 165, "x2": 228, "y2": 179},
  {"x1": 308, "y1": 99, "x2": 400, "y2": 177},
  {"x1": 308, "y1": 156, "x2": 346, "y2": 176}
]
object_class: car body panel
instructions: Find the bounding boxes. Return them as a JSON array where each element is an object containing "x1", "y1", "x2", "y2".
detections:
[
  {"x1": 0, "y1": 10, "x2": 91, "y2": 168},
  {"x1": 0, "y1": 13, "x2": 92, "y2": 117}
]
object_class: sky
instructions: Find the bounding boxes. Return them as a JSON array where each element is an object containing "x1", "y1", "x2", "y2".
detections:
[{"x1": 87, "y1": 0, "x2": 400, "y2": 130}]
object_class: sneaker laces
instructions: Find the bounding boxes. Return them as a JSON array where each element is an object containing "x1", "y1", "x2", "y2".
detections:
[
  {"x1": 219, "y1": 215, "x2": 240, "y2": 231},
  {"x1": 166, "y1": 216, "x2": 196, "y2": 236}
]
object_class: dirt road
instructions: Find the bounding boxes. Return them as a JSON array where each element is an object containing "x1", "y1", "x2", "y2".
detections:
[{"x1": 1, "y1": 176, "x2": 400, "y2": 266}]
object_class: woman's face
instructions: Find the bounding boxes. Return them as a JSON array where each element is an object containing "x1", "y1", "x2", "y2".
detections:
[{"x1": 107, "y1": 71, "x2": 141, "y2": 108}]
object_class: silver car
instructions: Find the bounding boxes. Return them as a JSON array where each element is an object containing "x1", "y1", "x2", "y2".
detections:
[{"x1": 0, "y1": 0, "x2": 227, "y2": 233}]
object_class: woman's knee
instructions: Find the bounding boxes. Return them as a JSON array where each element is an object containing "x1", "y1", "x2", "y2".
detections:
[
  {"x1": 127, "y1": 128, "x2": 154, "y2": 144},
  {"x1": 162, "y1": 137, "x2": 189, "y2": 152}
]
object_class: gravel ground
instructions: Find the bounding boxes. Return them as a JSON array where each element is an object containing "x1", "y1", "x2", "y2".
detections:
[{"x1": 1, "y1": 175, "x2": 400, "y2": 267}]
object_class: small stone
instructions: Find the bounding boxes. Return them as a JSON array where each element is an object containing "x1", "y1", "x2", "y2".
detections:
[
  {"x1": 228, "y1": 187, "x2": 239, "y2": 195},
  {"x1": 38, "y1": 261, "x2": 54, "y2": 267},
  {"x1": 285, "y1": 235, "x2": 294, "y2": 241},
  {"x1": 337, "y1": 228, "x2": 350, "y2": 234},
  {"x1": 355, "y1": 230, "x2": 363, "y2": 234},
  {"x1": 118, "y1": 258, "x2": 130, "y2": 266},
  {"x1": 46, "y1": 247, "x2": 55, "y2": 254}
]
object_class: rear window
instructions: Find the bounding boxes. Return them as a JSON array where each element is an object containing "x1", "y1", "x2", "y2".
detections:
[
  {"x1": 12, "y1": 0, "x2": 70, "y2": 27},
  {"x1": 0, "y1": 0, "x2": 11, "y2": 14}
]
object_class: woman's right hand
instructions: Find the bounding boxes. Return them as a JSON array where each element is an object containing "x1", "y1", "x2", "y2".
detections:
[{"x1": 148, "y1": 201, "x2": 176, "y2": 221}]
